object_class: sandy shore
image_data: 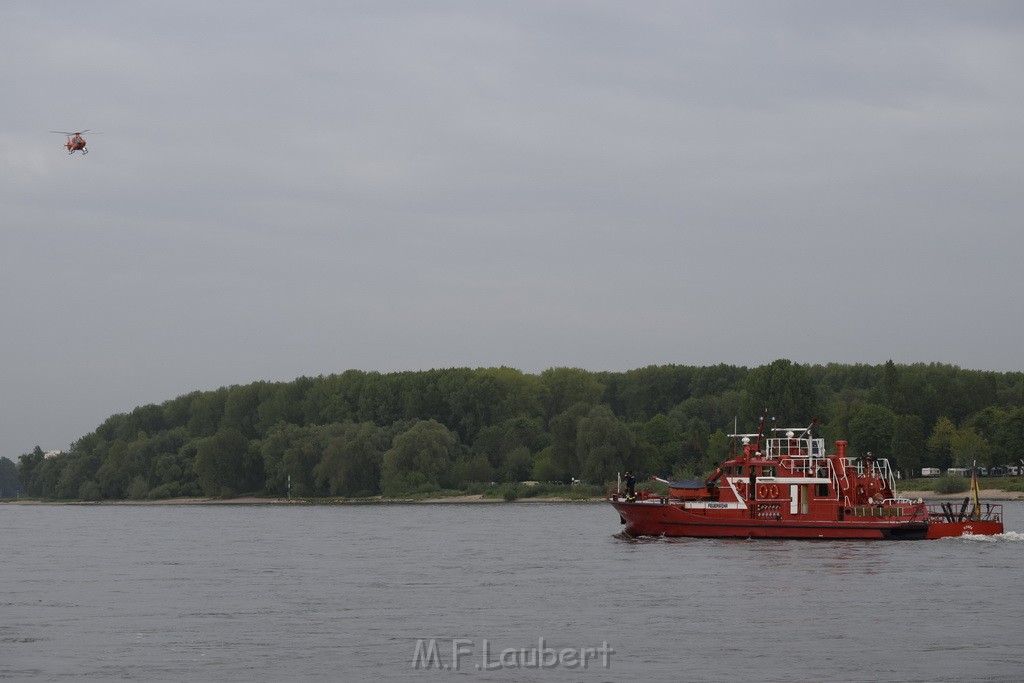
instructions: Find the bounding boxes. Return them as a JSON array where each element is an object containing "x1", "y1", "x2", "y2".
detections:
[
  {"x1": 138, "y1": 488, "x2": 1022, "y2": 504},
  {"x1": 897, "y1": 488, "x2": 1023, "y2": 501}
]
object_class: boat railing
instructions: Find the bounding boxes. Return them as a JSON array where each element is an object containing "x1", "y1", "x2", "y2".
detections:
[
  {"x1": 849, "y1": 503, "x2": 921, "y2": 518},
  {"x1": 764, "y1": 437, "x2": 825, "y2": 459},
  {"x1": 926, "y1": 500, "x2": 1003, "y2": 524},
  {"x1": 839, "y1": 456, "x2": 899, "y2": 492},
  {"x1": 778, "y1": 456, "x2": 834, "y2": 481}
]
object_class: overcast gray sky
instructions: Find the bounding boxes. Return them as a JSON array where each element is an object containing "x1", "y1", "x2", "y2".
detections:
[{"x1": 2, "y1": 1, "x2": 1023, "y2": 459}]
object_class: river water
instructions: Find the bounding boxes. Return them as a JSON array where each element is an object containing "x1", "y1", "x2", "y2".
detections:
[{"x1": 2, "y1": 501, "x2": 1022, "y2": 682}]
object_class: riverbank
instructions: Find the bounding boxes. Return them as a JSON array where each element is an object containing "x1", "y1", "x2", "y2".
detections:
[
  {"x1": 0, "y1": 494, "x2": 607, "y2": 505},
  {"x1": 5, "y1": 489, "x2": 1022, "y2": 505}
]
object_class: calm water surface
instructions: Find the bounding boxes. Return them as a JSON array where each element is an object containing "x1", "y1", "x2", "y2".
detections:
[{"x1": 2, "y1": 501, "x2": 1022, "y2": 682}]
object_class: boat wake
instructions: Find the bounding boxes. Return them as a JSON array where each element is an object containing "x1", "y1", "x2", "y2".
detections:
[
  {"x1": 953, "y1": 531, "x2": 1024, "y2": 543},
  {"x1": 612, "y1": 532, "x2": 698, "y2": 544}
]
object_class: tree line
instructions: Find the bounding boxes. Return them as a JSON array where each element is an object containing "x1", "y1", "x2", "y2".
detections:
[{"x1": 12, "y1": 360, "x2": 1024, "y2": 501}]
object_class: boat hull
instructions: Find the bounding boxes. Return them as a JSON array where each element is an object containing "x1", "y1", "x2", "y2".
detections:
[
  {"x1": 924, "y1": 520, "x2": 1004, "y2": 539},
  {"x1": 612, "y1": 500, "x2": 929, "y2": 540},
  {"x1": 923, "y1": 501, "x2": 1005, "y2": 538}
]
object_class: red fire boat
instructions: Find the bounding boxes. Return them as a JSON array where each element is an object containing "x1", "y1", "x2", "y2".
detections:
[{"x1": 611, "y1": 418, "x2": 1004, "y2": 540}]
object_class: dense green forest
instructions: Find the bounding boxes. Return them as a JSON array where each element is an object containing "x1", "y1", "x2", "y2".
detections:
[
  {"x1": 0, "y1": 456, "x2": 19, "y2": 498},
  {"x1": 12, "y1": 360, "x2": 1024, "y2": 501}
]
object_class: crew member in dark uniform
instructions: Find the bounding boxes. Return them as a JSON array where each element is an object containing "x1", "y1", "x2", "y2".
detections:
[{"x1": 625, "y1": 470, "x2": 636, "y2": 502}]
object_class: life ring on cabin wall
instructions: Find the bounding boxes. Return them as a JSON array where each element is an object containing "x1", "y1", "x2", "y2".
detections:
[
  {"x1": 757, "y1": 484, "x2": 769, "y2": 499},
  {"x1": 769, "y1": 485, "x2": 779, "y2": 498}
]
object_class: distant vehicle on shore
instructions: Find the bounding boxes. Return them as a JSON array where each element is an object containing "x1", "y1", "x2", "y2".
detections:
[{"x1": 921, "y1": 467, "x2": 941, "y2": 477}]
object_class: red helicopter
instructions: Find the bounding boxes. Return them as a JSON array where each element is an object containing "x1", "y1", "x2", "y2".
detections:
[{"x1": 51, "y1": 129, "x2": 95, "y2": 154}]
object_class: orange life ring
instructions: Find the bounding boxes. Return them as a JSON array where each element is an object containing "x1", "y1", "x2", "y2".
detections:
[
  {"x1": 769, "y1": 485, "x2": 779, "y2": 498},
  {"x1": 757, "y1": 484, "x2": 769, "y2": 499}
]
